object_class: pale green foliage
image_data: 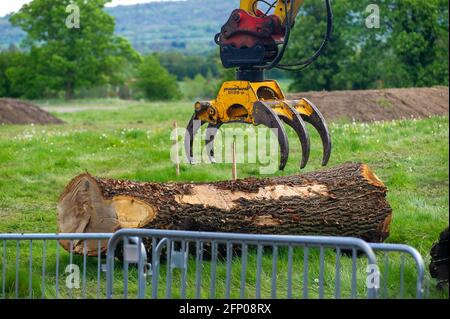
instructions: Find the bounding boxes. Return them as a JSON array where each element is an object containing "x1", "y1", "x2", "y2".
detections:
[{"x1": 134, "y1": 55, "x2": 181, "y2": 101}]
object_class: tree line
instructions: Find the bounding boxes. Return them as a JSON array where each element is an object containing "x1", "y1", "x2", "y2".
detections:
[{"x1": 0, "y1": 0, "x2": 448, "y2": 101}]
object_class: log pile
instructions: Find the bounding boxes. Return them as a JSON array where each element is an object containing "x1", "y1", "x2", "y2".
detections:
[{"x1": 57, "y1": 163, "x2": 392, "y2": 254}]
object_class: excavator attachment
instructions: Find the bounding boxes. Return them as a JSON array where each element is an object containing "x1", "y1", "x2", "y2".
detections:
[{"x1": 184, "y1": 80, "x2": 331, "y2": 171}]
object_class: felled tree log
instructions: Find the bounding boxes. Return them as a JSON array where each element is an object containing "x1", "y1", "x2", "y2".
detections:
[{"x1": 57, "y1": 163, "x2": 392, "y2": 255}]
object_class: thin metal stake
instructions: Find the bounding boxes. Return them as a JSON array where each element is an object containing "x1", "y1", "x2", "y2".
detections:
[
  {"x1": 173, "y1": 120, "x2": 180, "y2": 177},
  {"x1": 232, "y1": 141, "x2": 237, "y2": 180}
]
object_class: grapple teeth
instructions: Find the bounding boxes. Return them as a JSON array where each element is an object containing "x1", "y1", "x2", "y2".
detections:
[
  {"x1": 252, "y1": 101, "x2": 289, "y2": 171},
  {"x1": 299, "y1": 98, "x2": 332, "y2": 166},
  {"x1": 184, "y1": 114, "x2": 206, "y2": 164},
  {"x1": 205, "y1": 123, "x2": 222, "y2": 163},
  {"x1": 281, "y1": 103, "x2": 311, "y2": 169}
]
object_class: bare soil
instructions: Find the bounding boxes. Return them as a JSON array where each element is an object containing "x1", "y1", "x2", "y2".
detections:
[
  {"x1": 0, "y1": 98, "x2": 64, "y2": 125},
  {"x1": 289, "y1": 86, "x2": 449, "y2": 122}
]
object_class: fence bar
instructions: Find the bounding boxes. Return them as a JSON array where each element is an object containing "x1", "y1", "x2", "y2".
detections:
[
  {"x1": 69, "y1": 240, "x2": 73, "y2": 299},
  {"x1": 165, "y1": 239, "x2": 172, "y2": 299},
  {"x1": 2, "y1": 240, "x2": 5, "y2": 299},
  {"x1": 335, "y1": 247, "x2": 341, "y2": 299},
  {"x1": 41, "y1": 240, "x2": 47, "y2": 299},
  {"x1": 195, "y1": 241, "x2": 203, "y2": 299},
  {"x1": 400, "y1": 254, "x2": 405, "y2": 298},
  {"x1": 255, "y1": 244, "x2": 263, "y2": 299},
  {"x1": 55, "y1": 241, "x2": 60, "y2": 299},
  {"x1": 302, "y1": 246, "x2": 309, "y2": 299},
  {"x1": 15, "y1": 240, "x2": 19, "y2": 299},
  {"x1": 123, "y1": 237, "x2": 129, "y2": 299},
  {"x1": 240, "y1": 243, "x2": 248, "y2": 299},
  {"x1": 29, "y1": 240, "x2": 33, "y2": 299},
  {"x1": 287, "y1": 245, "x2": 293, "y2": 299},
  {"x1": 225, "y1": 242, "x2": 232, "y2": 299},
  {"x1": 180, "y1": 240, "x2": 187, "y2": 299},
  {"x1": 83, "y1": 241, "x2": 87, "y2": 299},
  {"x1": 210, "y1": 241, "x2": 218, "y2": 299},
  {"x1": 97, "y1": 240, "x2": 101, "y2": 299},
  {"x1": 351, "y1": 248, "x2": 357, "y2": 299},
  {"x1": 319, "y1": 246, "x2": 324, "y2": 299},
  {"x1": 271, "y1": 245, "x2": 278, "y2": 299},
  {"x1": 383, "y1": 252, "x2": 389, "y2": 298},
  {"x1": 151, "y1": 237, "x2": 160, "y2": 299},
  {"x1": 138, "y1": 237, "x2": 145, "y2": 299}
]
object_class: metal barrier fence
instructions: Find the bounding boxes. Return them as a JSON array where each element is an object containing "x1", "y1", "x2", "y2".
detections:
[
  {"x1": 0, "y1": 230, "x2": 427, "y2": 299},
  {"x1": 370, "y1": 243, "x2": 425, "y2": 299},
  {"x1": 0, "y1": 233, "x2": 111, "y2": 299},
  {"x1": 106, "y1": 229, "x2": 412, "y2": 299}
]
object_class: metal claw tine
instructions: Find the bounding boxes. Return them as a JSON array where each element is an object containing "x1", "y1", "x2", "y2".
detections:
[
  {"x1": 205, "y1": 123, "x2": 223, "y2": 163},
  {"x1": 184, "y1": 114, "x2": 205, "y2": 164},
  {"x1": 300, "y1": 98, "x2": 332, "y2": 166},
  {"x1": 281, "y1": 104, "x2": 311, "y2": 169},
  {"x1": 252, "y1": 101, "x2": 290, "y2": 170}
]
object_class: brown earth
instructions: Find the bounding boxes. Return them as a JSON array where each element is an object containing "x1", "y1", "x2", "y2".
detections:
[
  {"x1": 0, "y1": 98, "x2": 64, "y2": 125},
  {"x1": 288, "y1": 86, "x2": 449, "y2": 123}
]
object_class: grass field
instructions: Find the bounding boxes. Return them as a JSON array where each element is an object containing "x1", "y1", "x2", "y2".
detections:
[{"x1": 0, "y1": 99, "x2": 448, "y2": 299}]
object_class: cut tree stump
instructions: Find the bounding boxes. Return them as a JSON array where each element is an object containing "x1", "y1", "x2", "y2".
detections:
[{"x1": 57, "y1": 163, "x2": 392, "y2": 255}]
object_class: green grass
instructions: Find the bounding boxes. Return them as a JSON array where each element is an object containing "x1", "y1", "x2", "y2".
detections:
[{"x1": 0, "y1": 99, "x2": 448, "y2": 299}]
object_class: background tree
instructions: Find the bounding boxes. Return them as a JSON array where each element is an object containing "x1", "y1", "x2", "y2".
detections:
[
  {"x1": 285, "y1": 0, "x2": 449, "y2": 92},
  {"x1": 9, "y1": 0, "x2": 140, "y2": 99},
  {"x1": 0, "y1": 48, "x2": 28, "y2": 97},
  {"x1": 134, "y1": 55, "x2": 181, "y2": 101}
]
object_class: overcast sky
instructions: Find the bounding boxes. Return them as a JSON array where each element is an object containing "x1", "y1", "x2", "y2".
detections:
[{"x1": 0, "y1": 0, "x2": 181, "y2": 17}]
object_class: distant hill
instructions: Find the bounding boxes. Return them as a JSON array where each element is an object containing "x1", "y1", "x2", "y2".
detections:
[{"x1": 0, "y1": 0, "x2": 239, "y2": 54}]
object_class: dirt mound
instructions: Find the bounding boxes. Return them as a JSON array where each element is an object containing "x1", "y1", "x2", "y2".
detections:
[
  {"x1": 0, "y1": 98, "x2": 64, "y2": 125},
  {"x1": 289, "y1": 87, "x2": 449, "y2": 123}
]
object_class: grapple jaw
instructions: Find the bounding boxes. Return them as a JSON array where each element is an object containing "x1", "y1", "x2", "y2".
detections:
[
  {"x1": 252, "y1": 101, "x2": 290, "y2": 170},
  {"x1": 293, "y1": 98, "x2": 332, "y2": 167},
  {"x1": 184, "y1": 81, "x2": 331, "y2": 171}
]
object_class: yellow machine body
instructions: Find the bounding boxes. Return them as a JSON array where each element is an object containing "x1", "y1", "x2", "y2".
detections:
[
  {"x1": 240, "y1": 0, "x2": 305, "y2": 24},
  {"x1": 194, "y1": 80, "x2": 314, "y2": 126}
]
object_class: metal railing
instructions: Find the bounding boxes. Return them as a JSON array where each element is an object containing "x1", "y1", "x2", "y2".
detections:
[
  {"x1": 370, "y1": 243, "x2": 425, "y2": 299},
  {"x1": 0, "y1": 230, "x2": 427, "y2": 299},
  {"x1": 106, "y1": 229, "x2": 379, "y2": 299},
  {"x1": 0, "y1": 233, "x2": 112, "y2": 299}
]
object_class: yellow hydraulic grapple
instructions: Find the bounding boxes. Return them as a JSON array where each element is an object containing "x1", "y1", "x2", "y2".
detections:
[{"x1": 185, "y1": 0, "x2": 333, "y2": 170}]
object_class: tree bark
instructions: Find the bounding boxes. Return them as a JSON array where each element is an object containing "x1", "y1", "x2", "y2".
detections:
[{"x1": 57, "y1": 163, "x2": 392, "y2": 255}]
